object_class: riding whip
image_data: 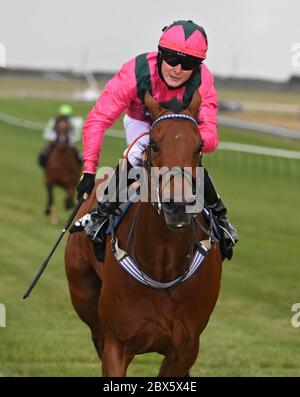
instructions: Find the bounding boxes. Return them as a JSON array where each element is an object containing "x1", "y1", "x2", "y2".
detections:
[{"x1": 22, "y1": 197, "x2": 84, "y2": 299}]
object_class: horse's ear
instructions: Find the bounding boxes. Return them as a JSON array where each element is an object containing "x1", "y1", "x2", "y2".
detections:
[
  {"x1": 144, "y1": 91, "x2": 163, "y2": 121},
  {"x1": 188, "y1": 90, "x2": 201, "y2": 119}
]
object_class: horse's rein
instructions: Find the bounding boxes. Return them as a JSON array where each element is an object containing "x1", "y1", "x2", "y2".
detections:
[{"x1": 123, "y1": 132, "x2": 150, "y2": 160}]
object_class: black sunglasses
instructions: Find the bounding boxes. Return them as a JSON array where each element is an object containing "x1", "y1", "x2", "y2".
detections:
[{"x1": 159, "y1": 48, "x2": 202, "y2": 70}]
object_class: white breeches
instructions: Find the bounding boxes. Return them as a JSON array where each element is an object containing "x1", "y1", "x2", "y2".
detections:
[{"x1": 123, "y1": 114, "x2": 151, "y2": 166}]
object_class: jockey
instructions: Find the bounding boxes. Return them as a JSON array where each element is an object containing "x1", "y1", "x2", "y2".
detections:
[
  {"x1": 38, "y1": 104, "x2": 83, "y2": 167},
  {"x1": 71, "y1": 20, "x2": 238, "y2": 260}
]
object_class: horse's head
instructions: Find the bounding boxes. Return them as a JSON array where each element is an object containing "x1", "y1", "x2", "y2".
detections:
[
  {"x1": 144, "y1": 91, "x2": 203, "y2": 230},
  {"x1": 54, "y1": 115, "x2": 71, "y2": 147}
]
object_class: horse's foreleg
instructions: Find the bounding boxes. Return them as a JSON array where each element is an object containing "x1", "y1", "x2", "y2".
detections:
[
  {"x1": 65, "y1": 237, "x2": 103, "y2": 359},
  {"x1": 102, "y1": 334, "x2": 133, "y2": 377},
  {"x1": 45, "y1": 183, "x2": 53, "y2": 215},
  {"x1": 44, "y1": 182, "x2": 58, "y2": 223},
  {"x1": 158, "y1": 339, "x2": 199, "y2": 377},
  {"x1": 65, "y1": 186, "x2": 75, "y2": 210},
  {"x1": 45, "y1": 183, "x2": 57, "y2": 223},
  {"x1": 65, "y1": 195, "x2": 74, "y2": 210}
]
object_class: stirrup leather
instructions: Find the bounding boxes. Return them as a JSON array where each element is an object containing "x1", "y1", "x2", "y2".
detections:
[
  {"x1": 218, "y1": 224, "x2": 237, "y2": 245},
  {"x1": 89, "y1": 218, "x2": 108, "y2": 241}
]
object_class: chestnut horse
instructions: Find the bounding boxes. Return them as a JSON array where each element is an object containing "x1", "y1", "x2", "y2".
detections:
[
  {"x1": 65, "y1": 91, "x2": 223, "y2": 376},
  {"x1": 44, "y1": 116, "x2": 82, "y2": 223}
]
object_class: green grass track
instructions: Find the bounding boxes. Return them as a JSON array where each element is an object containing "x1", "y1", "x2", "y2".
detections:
[{"x1": 0, "y1": 97, "x2": 299, "y2": 376}]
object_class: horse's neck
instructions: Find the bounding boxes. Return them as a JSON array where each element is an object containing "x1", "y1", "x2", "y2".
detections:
[{"x1": 133, "y1": 203, "x2": 195, "y2": 281}]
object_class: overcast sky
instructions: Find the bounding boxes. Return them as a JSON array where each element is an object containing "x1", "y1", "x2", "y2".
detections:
[{"x1": 1, "y1": 0, "x2": 300, "y2": 81}]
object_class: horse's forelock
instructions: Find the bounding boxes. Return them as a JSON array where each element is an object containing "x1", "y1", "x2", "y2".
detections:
[{"x1": 55, "y1": 116, "x2": 70, "y2": 136}]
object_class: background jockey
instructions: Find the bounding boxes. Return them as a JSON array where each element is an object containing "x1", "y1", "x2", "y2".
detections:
[
  {"x1": 71, "y1": 20, "x2": 238, "y2": 260},
  {"x1": 38, "y1": 104, "x2": 83, "y2": 167}
]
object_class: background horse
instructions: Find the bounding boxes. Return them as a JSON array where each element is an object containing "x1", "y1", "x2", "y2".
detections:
[
  {"x1": 65, "y1": 92, "x2": 223, "y2": 376},
  {"x1": 44, "y1": 116, "x2": 82, "y2": 223}
]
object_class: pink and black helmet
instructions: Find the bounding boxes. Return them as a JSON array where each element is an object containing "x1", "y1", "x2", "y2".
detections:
[{"x1": 158, "y1": 20, "x2": 208, "y2": 60}]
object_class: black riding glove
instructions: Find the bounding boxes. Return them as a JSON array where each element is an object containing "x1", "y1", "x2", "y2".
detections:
[{"x1": 77, "y1": 173, "x2": 95, "y2": 200}]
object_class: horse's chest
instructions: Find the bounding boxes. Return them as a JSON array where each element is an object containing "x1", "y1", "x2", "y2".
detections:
[
  {"x1": 133, "y1": 316, "x2": 190, "y2": 355},
  {"x1": 108, "y1": 298, "x2": 190, "y2": 355}
]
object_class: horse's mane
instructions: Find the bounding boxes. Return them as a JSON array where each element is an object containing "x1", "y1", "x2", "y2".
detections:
[{"x1": 159, "y1": 97, "x2": 185, "y2": 113}]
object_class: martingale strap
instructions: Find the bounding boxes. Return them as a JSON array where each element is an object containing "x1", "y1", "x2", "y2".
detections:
[
  {"x1": 111, "y1": 236, "x2": 211, "y2": 290},
  {"x1": 151, "y1": 113, "x2": 198, "y2": 129}
]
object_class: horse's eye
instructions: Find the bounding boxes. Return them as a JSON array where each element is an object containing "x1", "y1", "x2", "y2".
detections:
[{"x1": 151, "y1": 141, "x2": 159, "y2": 153}]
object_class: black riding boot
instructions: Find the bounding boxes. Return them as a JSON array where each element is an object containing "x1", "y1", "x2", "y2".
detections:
[
  {"x1": 204, "y1": 168, "x2": 238, "y2": 260},
  {"x1": 38, "y1": 143, "x2": 55, "y2": 168},
  {"x1": 70, "y1": 159, "x2": 134, "y2": 261}
]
